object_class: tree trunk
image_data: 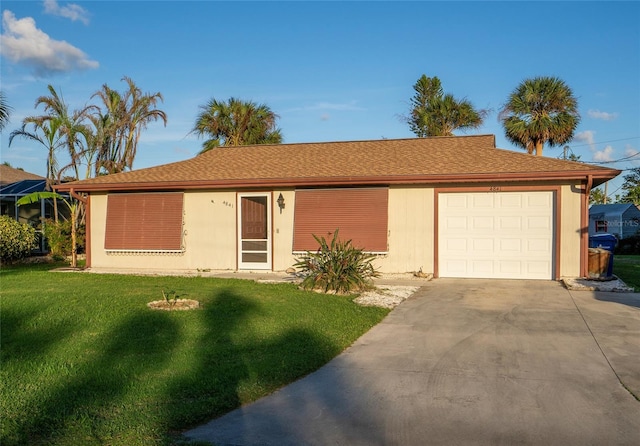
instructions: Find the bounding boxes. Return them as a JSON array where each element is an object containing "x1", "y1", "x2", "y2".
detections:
[{"x1": 536, "y1": 141, "x2": 544, "y2": 156}]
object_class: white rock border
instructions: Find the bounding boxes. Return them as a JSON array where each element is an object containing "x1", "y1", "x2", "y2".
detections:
[
  {"x1": 147, "y1": 299, "x2": 200, "y2": 311},
  {"x1": 353, "y1": 286, "x2": 420, "y2": 309}
]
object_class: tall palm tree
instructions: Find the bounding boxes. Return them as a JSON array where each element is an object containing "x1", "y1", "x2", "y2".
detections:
[
  {"x1": 120, "y1": 76, "x2": 167, "y2": 170},
  {"x1": 9, "y1": 116, "x2": 66, "y2": 221},
  {"x1": 192, "y1": 97, "x2": 283, "y2": 153},
  {"x1": 0, "y1": 91, "x2": 12, "y2": 131},
  {"x1": 33, "y1": 85, "x2": 84, "y2": 180},
  {"x1": 408, "y1": 74, "x2": 485, "y2": 137},
  {"x1": 9, "y1": 116, "x2": 65, "y2": 188},
  {"x1": 499, "y1": 76, "x2": 580, "y2": 157},
  {"x1": 89, "y1": 77, "x2": 167, "y2": 174}
]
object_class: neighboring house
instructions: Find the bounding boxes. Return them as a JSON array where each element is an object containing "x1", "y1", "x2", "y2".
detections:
[
  {"x1": 56, "y1": 135, "x2": 620, "y2": 280},
  {"x1": 589, "y1": 203, "x2": 640, "y2": 239},
  {"x1": 0, "y1": 164, "x2": 44, "y2": 185},
  {"x1": 0, "y1": 167, "x2": 70, "y2": 253}
]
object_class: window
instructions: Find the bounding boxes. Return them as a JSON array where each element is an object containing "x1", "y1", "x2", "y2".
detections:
[
  {"x1": 105, "y1": 192, "x2": 184, "y2": 251},
  {"x1": 293, "y1": 188, "x2": 388, "y2": 252},
  {"x1": 595, "y1": 220, "x2": 608, "y2": 233}
]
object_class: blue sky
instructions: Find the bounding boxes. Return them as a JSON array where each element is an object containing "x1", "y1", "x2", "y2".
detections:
[{"x1": 1, "y1": 1, "x2": 639, "y2": 197}]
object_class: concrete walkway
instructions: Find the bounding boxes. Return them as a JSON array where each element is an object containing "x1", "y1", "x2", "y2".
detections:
[{"x1": 185, "y1": 279, "x2": 640, "y2": 446}]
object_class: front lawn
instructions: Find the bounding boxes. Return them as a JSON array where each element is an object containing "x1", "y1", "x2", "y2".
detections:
[
  {"x1": 613, "y1": 255, "x2": 640, "y2": 290},
  {"x1": 0, "y1": 264, "x2": 388, "y2": 445}
]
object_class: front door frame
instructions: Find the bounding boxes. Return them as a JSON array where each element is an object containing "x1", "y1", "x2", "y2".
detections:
[{"x1": 237, "y1": 192, "x2": 272, "y2": 270}]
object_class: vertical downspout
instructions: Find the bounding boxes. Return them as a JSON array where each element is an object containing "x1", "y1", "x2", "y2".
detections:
[{"x1": 581, "y1": 175, "x2": 593, "y2": 277}]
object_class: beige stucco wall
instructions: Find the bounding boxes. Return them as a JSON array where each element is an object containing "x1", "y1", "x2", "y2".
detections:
[
  {"x1": 559, "y1": 182, "x2": 583, "y2": 277},
  {"x1": 378, "y1": 186, "x2": 435, "y2": 274},
  {"x1": 272, "y1": 189, "x2": 297, "y2": 271},
  {"x1": 88, "y1": 182, "x2": 584, "y2": 277},
  {"x1": 90, "y1": 191, "x2": 238, "y2": 271}
]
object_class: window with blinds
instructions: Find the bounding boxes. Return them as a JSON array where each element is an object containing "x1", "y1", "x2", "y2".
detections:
[
  {"x1": 104, "y1": 192, "x2": 184, "y2": 251},
  {"x1": 293, "y1": 188, "x2": 388, "y2": 252}
]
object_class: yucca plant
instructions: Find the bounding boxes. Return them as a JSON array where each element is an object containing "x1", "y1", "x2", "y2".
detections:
[{"x1": 294, "y1": 229, "x2": 380, "y2": 294}]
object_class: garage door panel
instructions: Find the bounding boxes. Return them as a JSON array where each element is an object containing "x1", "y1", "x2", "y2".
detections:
[
  {"x1": 444, "y1": 194, "x2": 468, "y2": 207},
  {"x1": 497, "y1": 216, "x2": 522, "y2": 230},
  {"x1": 472, "y1": 238, "x2": 494, "y2": 251},
  {"x1": 527, "y1": 239, "x2": 552, "y2": 252},
  {"x1": 471, "y1": 261, "x2": 494, "y2": 274},
  {"x1": 527, "y1": 261, "x2": 551, "y2": 275},
  {"x1": 439, "y1": 191, "x2": 554, "y2": 280},
  {"x1": 446, "y1": 238, "x2": 468, "y2": 251},
  {"x1": 444, "y1": 259, "x2": 468, "y2": 274},
  {"x1": 472, "y1": 194, "x2": 494, "y2": 207},
  {"x1": 498, "y1": 238, "x2": 521, "y2": 252},
  {"x1": 445, "y1": 216, "x2": 467, "y2": 229},
  {"x1": 527, "y1": 216, "x2": 552, "y2": 229},
  {"x1": 498, "y1": 261, "x2": 522, "y2": 274},
  {"x1": 527, "y1": 193, "x2": 553, "y2": 207},
  {"x1": 471, "y1": 216, "x2": 494, "y2": 229},
  {"x1": 497, "y1": 194, "x2": 522, "y2": 208}
]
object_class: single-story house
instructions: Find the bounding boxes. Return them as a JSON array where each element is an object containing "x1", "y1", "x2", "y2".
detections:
[
  {"x1": 56, "y1": 135, "x2": 620, "y2": 280},
  {"x1": 589, "y1": 203, "x2": 640, "y2": 239},
  {"x1": 0, "y1": 164, "x2": 44, "y2": 186}
]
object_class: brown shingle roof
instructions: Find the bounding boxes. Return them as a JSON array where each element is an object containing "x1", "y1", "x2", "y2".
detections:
[
  {"x1": 58, "y1": 135, "x2": 620, "y2": 192},
  {"x1": 0, "y1": 165, "x2": 44, "y2": 185}
]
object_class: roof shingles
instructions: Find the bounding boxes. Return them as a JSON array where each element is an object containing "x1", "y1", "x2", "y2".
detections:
[{"x1": 58, "y1": 135, "x2": 620, "y2": 191}]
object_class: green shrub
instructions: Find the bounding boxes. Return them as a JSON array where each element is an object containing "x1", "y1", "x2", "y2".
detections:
[
  {"x1": 0, "y1": 215, "x2": 37, "y2": 262},
  {"x1": 615, "y1": 234, "x2": 640, "y2": 255},
  {"x1": 43, "y1": 218, "x2": 86, "y2": 257},
  {"x1": 294, "y1": 229, "x2": 380, "y2": 294}
]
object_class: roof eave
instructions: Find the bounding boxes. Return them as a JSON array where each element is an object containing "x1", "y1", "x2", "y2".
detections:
[{"x1": 55, "y1": 169, "x2": 620, "y2": 193}]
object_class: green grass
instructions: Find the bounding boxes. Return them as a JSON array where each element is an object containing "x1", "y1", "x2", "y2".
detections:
[
  {"x1": 613, "y1": 255, "x2": 640, "y2": 290},
  {"x1": 0, "y1": 263, "x2": 388, "y2": 445}
]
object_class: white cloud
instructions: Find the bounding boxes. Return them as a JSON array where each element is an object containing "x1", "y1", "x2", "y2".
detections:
[
  {"x1": 588, "y1": 109, "x2": 618, "y2": 121},
  {"x1": 624, "y1": 146, "x2": 639, "y2": 158},
  {"x1": 43, "y1": 0, "x2": 90, "y2": 25},
  {"x1": 593, "y1": 145, "x2": 614, "y2": 162},
  {"x1": 0, "y1": 10, "x2": 98, "y2": 76},
  {"x1": 574, "y1": 130, "x2": 596, "y2": 151}
]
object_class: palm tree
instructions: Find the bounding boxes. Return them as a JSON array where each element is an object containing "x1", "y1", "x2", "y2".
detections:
[
  {"x1": 89, "y1": 77, "x2": 167, "y2": 174},
  {"x1": 34, "y1": 86, "x2": 87, "y2": 181},
  {"x1": 0, "y1": 91, "x2": 12, "y2": 131},
  {"x1": 192, "y1": 97, "x2": 283, "y2": 153},
  {"x1": 119, "y1": 77, "x2": 167, "y2": 170},
  {"x1": 9, "y1": 116, "x2": 66, "y2": 221},
  {"x1": 9, "y1": 116, "x2": 65, "y2": 188},
  {"x1": 499, "y1": 76, "x2": 580, "y2": 157},
  {"x1": 408, "y1": 74, "x2": 485, "y2": 137}
]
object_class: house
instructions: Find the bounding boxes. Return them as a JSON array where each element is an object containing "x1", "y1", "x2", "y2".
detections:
[
  {"x1": 589, "y1": 203, "x2": 640, "y2": 239},
  {"x1": 0, "y1": 166, "x2": 71, "y2": 253},
  {"x1": 56, "y1": 135, "x2": 620, "y2": 280},
  {"x1": 0, "y1": 164, "x2": 44, "y2": 185}
]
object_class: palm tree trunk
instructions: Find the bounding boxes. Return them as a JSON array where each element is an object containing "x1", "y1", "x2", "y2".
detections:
[{"x1": 536, "y1": 141, "x2": 544, "y2": 157}]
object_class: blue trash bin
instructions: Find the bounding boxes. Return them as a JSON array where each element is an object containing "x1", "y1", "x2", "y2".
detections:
[{"x1": 589, "y1": 234, "x2": 617, "y2": 277}]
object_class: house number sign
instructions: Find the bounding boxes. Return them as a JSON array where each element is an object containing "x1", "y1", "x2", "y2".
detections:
[{"x1": 489, "y1": 186, "x2": 501, "y2": 192}]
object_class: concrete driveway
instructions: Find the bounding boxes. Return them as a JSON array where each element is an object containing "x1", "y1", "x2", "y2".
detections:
[{"x1": 185, "y1": 279, "x2": 640, "y2": 446}]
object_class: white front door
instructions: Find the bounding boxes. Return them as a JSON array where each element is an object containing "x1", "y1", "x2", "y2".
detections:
[
  {"x1": 438, "y1": 191, "x2": 554, "y2": 280},
  {"x1": 238, "y1": 193, "x2": 272, "y2": 270}
]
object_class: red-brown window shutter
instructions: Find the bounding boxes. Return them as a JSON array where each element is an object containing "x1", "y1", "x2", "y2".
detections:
[
  {"x1": 104, "y1": 193, "x2": 184, "y2": 251},
  {"x1": 293, "y1": 188, "x2": 388, "y2": 252}
]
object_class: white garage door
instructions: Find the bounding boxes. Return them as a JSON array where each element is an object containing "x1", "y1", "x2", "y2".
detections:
[{"x1": 438, "y1": 191, "x2": 554, "y2": 280}]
